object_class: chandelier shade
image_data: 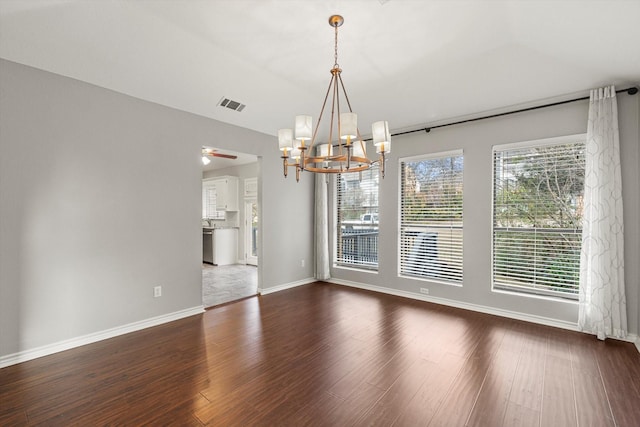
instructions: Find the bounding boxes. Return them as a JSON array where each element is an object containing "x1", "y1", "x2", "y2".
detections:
[
  {"x1": 278, "y1": 129, "x2": 293, "y2": 151},
  {"x1": 372, "y1": 121, "x2": 391, "y2": 146},
  {"x1": 340, "y1": 113, "x2": 358, "y2": 140},
  {"x1": 294, "y1": 115, "x2": 313, "y2": 143},
  {"x1": 319, "y1": 143, "x2": 333, "y2": 157},
  {"x1": 352, "y1": 140, "x2": 366, "y2": 159},
  {"x1": 277, "y1": 14, "x2": 390, "y2": 181}
]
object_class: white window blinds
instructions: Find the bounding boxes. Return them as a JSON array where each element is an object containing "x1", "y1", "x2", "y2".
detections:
[
  {"x1": 202, "y1": 183, "x2": 225, "y2": 220},
  {"x1": 492, "y1": 137, "x2": 585, "y2": 299},
  {"x1": 400, "y1": 151, "x2": 463, "y2": 284},
  {"x1": 335, "y1": 166, "x2": 379, "y2": 270}
]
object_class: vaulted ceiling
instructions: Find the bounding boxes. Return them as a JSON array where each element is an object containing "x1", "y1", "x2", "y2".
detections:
[{"x1": 1, "y1": 0, "x2": 639, "y2": 145}]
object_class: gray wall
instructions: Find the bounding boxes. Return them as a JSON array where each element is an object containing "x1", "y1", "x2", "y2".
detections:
[
  {"x1": 203, "y1": 162, "x2": 258, "y2": 262},
  {"x1": 634, "y1": 94, "x2": 640, "y2": 338},
  {"x1": 0, "y1": 59, "x2": 314, "y2": 358},
  {"x1": 330, "y1": 93, "x2": 640, "y2": 335},
  {"x1": 2, "y1": 57, "x2": 635, "y2": 360}
]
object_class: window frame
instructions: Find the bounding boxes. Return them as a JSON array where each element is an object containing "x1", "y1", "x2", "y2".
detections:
[
  {"x1": 398, "y1": 149, "x2": 464, "y2": 285},
  {"x1": 202, "y1": 179, "x2": 226, "y2": 221},
  {"x1": 491, "y1": 134, "x2": 586, "y2": 301}
]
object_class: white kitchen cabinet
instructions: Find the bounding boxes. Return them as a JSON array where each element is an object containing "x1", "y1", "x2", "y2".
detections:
[
  {"x1": 212, "y1": 228, "x2": 238, "y2": 265},
  {"x1": 203, "y1": 227, "x2": 238, "y2": 265},
  {"x1": 213, "y1": 176, "x2": 239, "y2": 211},
  {"x1": 244, "y1": 177, "x2": 258, "y2": 198}
]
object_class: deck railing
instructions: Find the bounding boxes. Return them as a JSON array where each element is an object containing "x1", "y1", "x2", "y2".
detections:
[{"x1": 338, "y1": 229, "x2": 378, "y2": 268}]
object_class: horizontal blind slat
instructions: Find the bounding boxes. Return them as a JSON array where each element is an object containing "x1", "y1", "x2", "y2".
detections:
[
  {"x1": 492, "y1": 140, "x2": 585, "y2": 299},
  {"x1": 400, "y1": 154, "x2": 464, "y2": 283}
]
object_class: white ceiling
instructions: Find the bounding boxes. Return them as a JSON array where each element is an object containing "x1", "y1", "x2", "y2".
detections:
[{"x1": 1, "y1": 0, "x2": 639, "y2": 146}]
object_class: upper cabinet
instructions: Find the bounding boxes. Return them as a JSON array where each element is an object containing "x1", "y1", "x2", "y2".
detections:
[
  {"x1": 244, "y1": 177, "x2": 258, "y2": 198},
  {"x1": 212, "y1": 176, "x2": 239, "y2": 211}
]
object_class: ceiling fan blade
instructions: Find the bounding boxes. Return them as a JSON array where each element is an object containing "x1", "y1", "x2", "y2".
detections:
[{"x1": 210, "y1": 153, "x2": 237, "y2": 159}]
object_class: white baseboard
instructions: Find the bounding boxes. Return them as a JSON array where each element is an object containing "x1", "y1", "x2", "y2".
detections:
[
  {"x1": 259, "y1": 277, "x2": 316, "y2": 295},
  {"x1": 4, "y1": 280, "x2": 636, "y2": 367},
  {"x1": 0, "y1": 305, "x2": 205, "y2": 369},
  {"x1": 329, "y1": 278, "x2": 581, "y2": 331},
  {"x1": 328, "y1": 278, "x2": 640, "y2": 353}
]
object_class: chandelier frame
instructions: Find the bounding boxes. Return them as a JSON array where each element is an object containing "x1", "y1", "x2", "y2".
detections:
[{"x1": 278, "y1": 15, "x2": 390, "y2": 182}]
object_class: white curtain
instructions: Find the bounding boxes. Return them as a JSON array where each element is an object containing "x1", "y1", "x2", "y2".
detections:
[
  {"x1": 315, "y1": 173, "x2": 330, "y2": 280},
  {"x1": 578, "y1": 85, "x2": 627, "y2": 340}
]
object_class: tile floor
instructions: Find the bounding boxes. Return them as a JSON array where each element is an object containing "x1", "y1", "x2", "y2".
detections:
[{"x1": 202, "y1": 263, "x2": 258, "y2": 308}]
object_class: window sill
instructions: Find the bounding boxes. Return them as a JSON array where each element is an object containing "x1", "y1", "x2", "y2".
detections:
[
  {"x1": 333, "y1": 264, "x2": 379, "y2": 275},
  {"x1": 398, "y1": 273, "x2": 463, "y2": 288},
  {"x1": 491, "y1": 287, "x2": 578, "y2": 304}
]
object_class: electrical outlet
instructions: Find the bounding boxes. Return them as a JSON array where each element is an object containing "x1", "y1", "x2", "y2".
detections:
[
  {"x1": 301, "y1": 259, "x2": 305, "y2": 268},
  {"x1": 420, "y1": 287, "x2": 429, "y2": 295},
  {"x1": 154, "y1": 286, "x2": 162, "y2": 298}
]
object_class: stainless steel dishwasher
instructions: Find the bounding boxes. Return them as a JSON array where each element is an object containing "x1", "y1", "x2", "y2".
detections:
[{"x1": 203, "y1": 229, "x2": 214, "y2": 264}]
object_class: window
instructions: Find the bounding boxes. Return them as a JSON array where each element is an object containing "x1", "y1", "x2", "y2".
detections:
[
  {"x1": 202, "y1": 181, "x2": 226, "y2": 220},
  {"x1": 400, "y1": 151, "x2": 463, "y2": 284},
  {"x1": 335, "y1": 166, "x2": 379, "y2": 270},
  {"x1": 492, "y1": 135, "x2": 585, "y2": 299}
]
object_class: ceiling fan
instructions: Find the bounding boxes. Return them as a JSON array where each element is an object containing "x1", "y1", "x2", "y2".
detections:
[{"x1": 202, "y1": 147, "x2": 237, "y2": 165}]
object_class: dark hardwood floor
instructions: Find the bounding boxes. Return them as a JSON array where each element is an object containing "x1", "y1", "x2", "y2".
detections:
[{"x1": 1, "y1": 282, "x2": 639, "y2": 426}]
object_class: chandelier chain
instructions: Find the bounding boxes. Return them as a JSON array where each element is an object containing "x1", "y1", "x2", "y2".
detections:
[{"x1": 334, "y1": 23, "x2": 339, "y2": 68}]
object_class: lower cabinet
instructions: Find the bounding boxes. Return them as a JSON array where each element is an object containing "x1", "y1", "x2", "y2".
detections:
[{"x1": 211, "y1": 228, "x2": 238, "y2": 266}]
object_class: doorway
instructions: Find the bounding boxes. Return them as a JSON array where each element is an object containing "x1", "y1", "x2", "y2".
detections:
[{"x1": 201, "y1": 148, "x2": 259, "y2": 308}]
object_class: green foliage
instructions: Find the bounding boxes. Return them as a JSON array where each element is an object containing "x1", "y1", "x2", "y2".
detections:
[
  {"x1": 493, "y1": 142, "x2": 585, "y2": 296},
  {"x1": 402, "y1": 156, "x2": 463, "y2": 224},
  {"x1": 337, "y1": 167, "x2": 379, "y2": 221},
  {"x1": 493, "y1": 230, "x2": 580, "y2": 295},
  {"x1": 494, "y1": 144, "x2": 585, "y2": 229}
]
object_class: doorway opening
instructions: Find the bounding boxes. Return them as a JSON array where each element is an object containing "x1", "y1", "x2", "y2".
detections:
[{"x1": 201, "y1": 148, "x2": 259, "y2": 308}]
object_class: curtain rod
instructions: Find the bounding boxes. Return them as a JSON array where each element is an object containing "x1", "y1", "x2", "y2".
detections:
[{"x1": 382, "y1": 86, "x2": 639, "y2": 139}]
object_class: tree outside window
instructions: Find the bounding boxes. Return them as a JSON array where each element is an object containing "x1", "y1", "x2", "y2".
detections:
[{"x1": 493, "y1": 139, "x2": 585, "y2": 298}]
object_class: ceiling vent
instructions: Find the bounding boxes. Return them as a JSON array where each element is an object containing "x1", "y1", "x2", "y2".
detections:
[{"x1": 218, "y1": 97, "x2": 246, "y2": 112}]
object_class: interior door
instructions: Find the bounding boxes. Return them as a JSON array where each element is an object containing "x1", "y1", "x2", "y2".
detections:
[{"x1": 245, "y1": 199, "x2": 258, "y2": 266}]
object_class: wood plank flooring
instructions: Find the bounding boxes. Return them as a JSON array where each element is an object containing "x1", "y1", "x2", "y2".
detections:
[{"x1": 1, "y1": 282, "x2": 639, "y2": 426}]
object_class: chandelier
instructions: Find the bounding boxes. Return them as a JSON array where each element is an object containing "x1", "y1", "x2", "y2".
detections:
[{"x1": 277, "y1": 15, "x2": 391, "y2": 182}]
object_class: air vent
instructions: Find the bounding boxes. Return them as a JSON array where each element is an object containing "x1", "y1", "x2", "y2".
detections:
[{"x1": 218, "y1": 97, "x2": 246, "y2": 112}]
